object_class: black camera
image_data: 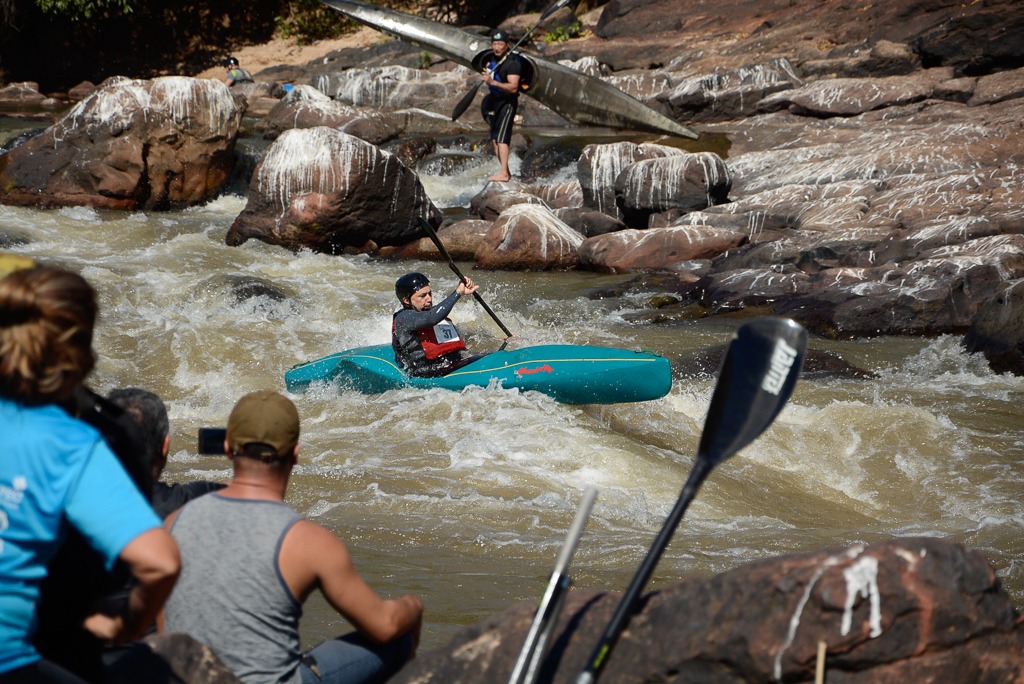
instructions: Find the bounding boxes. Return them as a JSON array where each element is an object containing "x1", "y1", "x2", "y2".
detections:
[{"x1": 197, "y1": 427, "x2": 227, "y2": 455}]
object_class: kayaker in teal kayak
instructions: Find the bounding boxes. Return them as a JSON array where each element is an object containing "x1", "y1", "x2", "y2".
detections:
[{"x1": 392, "y1": 271, "x2": 481, "y2": 377}]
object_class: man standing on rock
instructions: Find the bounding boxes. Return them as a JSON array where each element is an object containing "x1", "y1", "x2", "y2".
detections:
[
  {"x1": 480, "y1": 30, "x2": 522, "y2": 182},
  {"x1": 161, "y1": 390, "x2": 423, "y2": 684},
  {"x1": 222, "y1": 56, "x2": 254, "y2": 86}
]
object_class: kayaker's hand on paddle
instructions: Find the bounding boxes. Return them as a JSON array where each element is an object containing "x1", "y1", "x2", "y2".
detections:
[{"x1": 457, "y1": 278, "x2": 479, "y2": 296}]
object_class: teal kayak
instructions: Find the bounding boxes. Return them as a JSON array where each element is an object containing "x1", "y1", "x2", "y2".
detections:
[{"x1": 284, "y1": 344, "x2": 672, "y2": 404}]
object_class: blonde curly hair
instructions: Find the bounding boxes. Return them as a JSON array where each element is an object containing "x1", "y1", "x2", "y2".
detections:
[{"x1": 0, "y1": 266, "x2": 97, "y2": 404}]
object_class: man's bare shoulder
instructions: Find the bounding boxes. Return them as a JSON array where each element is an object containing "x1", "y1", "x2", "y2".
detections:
[{"x1": 283, "y1": 518, "x2": 351, "y2": 561}]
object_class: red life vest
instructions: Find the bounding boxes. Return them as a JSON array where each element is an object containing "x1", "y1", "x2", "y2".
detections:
[{"x1": 418, "y1": 319, "x2": 467, "y2": 359}]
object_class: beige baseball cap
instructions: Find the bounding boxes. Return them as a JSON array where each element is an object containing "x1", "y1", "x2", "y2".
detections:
[{"x1": 226, "y1": 390, "x2": 300, "y2": 460}]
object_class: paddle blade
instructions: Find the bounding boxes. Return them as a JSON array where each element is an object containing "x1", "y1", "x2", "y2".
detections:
[
  {"x1": 698, "y1": 318, "x2": 807, "y2": 466},
  {"x1": 451, "y1": 83, "x2": 480, "y2": 121}
]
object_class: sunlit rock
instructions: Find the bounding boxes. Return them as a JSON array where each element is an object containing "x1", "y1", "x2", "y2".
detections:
[
  {"x1": 523, "y1": 179, "x2": 583, "y2": 210},
  {"x1": 968, "y1": 65, "x2": 1024, "y2": 106},
  {"x1": 614, "y1": 151, "x2": 731, "y2": 226},
  {"x1": 756, "y1": 69, "x2": 955, "y2": 117},
  {"x1": 577, "y1": 142, "x2": 684, "y2": 219},
  {"x1": 475, "y1": 204, "x2": 584, "y2": 271},
  {"x1": 553, "y1": 208, "x2": 626, "y2": 238},
  {"x1": 0, "y1": 82, "x2": 46, "y2": 110},
  {"x1": 394, "y1": 219, "x2": 491, "y2": 261},
  {"x1": 261, "y1": 84, "x2": 401, "y2": 145},
  {"x1": 662, "y1": 58, "x2": 802, "y2": 121},
  {"x1": 0, "y1": 76, "x2": 241, "y2": 210},
  {"x1": 392, "y1": 538, "x2": 1022, "y2": 684},
  {"x1": 314, "y1": 65, "x2": 471, "y2": 116},
  {"x1": 226, "y1": 127, "x2": 440, "y2": 254},
  {"x1": 695, "y1": 235, "x2": 1024, "y2": 337},
  {"x1": 580, "y1": 225, "x2": 747, "y2": 274},
  {"x1": 470, "y1": 182, "x2": 548, "y2": 222},
  {"x1": 229, "y1": 80, "x2": 283, "y2": 118},
  {"x1": 800, "y1": 40, "x2": 921, "y2": 79}
]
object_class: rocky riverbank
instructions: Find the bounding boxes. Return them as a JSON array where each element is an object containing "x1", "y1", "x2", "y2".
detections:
[
  {"x1": 2, "y1": 0, "x2": 1023, "y2": 680},
  {"x1": 2, "y1": 0, "x2": 1022, "y2": 376}
]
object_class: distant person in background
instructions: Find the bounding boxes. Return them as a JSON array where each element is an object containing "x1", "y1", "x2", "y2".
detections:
[
  {"x1": 222, "y1": 56, "x2": 254, "y2": 86},
  {"x1": 162, "y1": 390, "x2": 423, "y2": 684},
  {"x1": 479, "y1": 29, "x2": 522, "y2": 182},
  {"x1": 0, "y1": 265, "x2": 179, "y2": 684},
  {"x1": 108, "y1": 388, "x2": 224, "y2": 519},
  {"x1": 392, "y1": 271, "x2": 481, "y2": 378}
]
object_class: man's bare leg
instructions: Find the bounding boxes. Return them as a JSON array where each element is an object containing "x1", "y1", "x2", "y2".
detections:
[{"x1": 487, "y1": 142, "x2": 512, "y2": 182}]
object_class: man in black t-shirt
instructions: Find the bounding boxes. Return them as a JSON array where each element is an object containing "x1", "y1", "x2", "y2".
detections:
[
  {"x1": 480, "y1": 30, "x2": 522, "y2": 182},
  {"x1": 108, "y1": 388, "x2": 223, "y2": 519}
]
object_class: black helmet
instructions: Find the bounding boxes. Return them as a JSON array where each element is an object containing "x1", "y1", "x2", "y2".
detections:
[
  {"x1": 395, "y1": 272, "x2": 430, "y2": 302},
  {"x1": 223, "y1": 56, "x2": 239, "y2": 67},
  {"x1": 491, "y1": 30, "x2": 510, "y2": 43}
]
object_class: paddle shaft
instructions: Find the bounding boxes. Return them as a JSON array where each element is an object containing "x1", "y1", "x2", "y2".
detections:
[
  {"x1": 575, "y1": 459, "x2": 712, "y2": 684},
  {"x1": 509, "y1": 487, "x2": 597, "y2": 684},
  {"x1": 575, "y1": 318, "x2": 807, "y2": 684},
  {"x1": 451, "y1": 0, "x2": 571, "y2": 121},
  {"x1": 417, "y1": 218, "x2": 514, "y2": 338}
]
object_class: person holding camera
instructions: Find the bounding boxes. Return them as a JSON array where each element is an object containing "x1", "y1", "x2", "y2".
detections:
[
  {"x1": 162, "y1": 390, "x2": 423, "y2": 684},
  {"x1": 108, "y1": 388, "x2": 223, "y2": 520}
]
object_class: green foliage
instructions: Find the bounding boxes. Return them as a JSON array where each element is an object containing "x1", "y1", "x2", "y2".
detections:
[
  {"x1": 33, "y1": 0, "x2": 133, "y2": 19},
  {"x1": 275, "y1": 0, "x2": 356, "y2": 45},
  {"x1": 543, "y1": 21, "x2": 582, "y2": 44}
]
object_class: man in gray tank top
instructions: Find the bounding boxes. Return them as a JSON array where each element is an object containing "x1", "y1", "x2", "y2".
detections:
[{"x1": 161, "y1": 391, "x2": 423, "y2": 684}]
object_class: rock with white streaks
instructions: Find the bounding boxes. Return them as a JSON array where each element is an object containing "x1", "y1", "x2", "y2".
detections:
[
  {"x1": 392, "y1": 538, "x2": 1023, "y2": 684},
  {"x1": 0, "y1": 76, "x2": 241, "y2": 210},
  {"x1": 613, "y1": 151, "x2": 731, "y2": 226},
  {"x1": 577, "y1": 142, "x2": 685, "y2": 220},
  {"x1": 260, "y1": 84, "x2": 401, "y2": 145},
  {"x1": 475, "y1": 204, "x2": 584, "y2": 271},
  {"x1": 226, "y1": 127, "x2": 441, "y2": 253},
  {"x1": 580, "y1": 225, "x2": 747, "y2": 274}
]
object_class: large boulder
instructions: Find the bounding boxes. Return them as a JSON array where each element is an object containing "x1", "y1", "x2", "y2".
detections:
[
  {"x1": 580, "y1": 225, "x2": 747, "y2": 274},
  {"x1": 614, "y1": 151, "x2": 731, "y2": 226},
  {"x1": 470, "y1": 182, "x2": 549, "y2": 222},
  {"x1": 312, "y1": 65, "x2": 471, "y2": 115},
  {"x1": 0, "y1": 76, "x2": 241, "y2": 210},
  {"x1": 260, "y1": 85, "x2": 401, "y2": 145},
  {"x1": 394, "y1": 219, "x2": 491, "y2": 261},
  {"x1": 392, "y1": 538, "x2": 1023, "y2": 684},
  {"x1": 476, "y1": 204, "x2": 584, "y2": 271},
  {"x1": 0, "y1": 81, "x2": 47, "y2": 110},
  {"x1": 226, "y1": 127, "x2": 440, "y2": 253},
  {"x1": 577, "y1": 142, "x2": 684, "y2": 219}
]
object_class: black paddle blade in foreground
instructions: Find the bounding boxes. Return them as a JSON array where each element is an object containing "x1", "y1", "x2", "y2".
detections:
[
  {"x1": 574, "y1": 317, "x2": 808, "y2": 684},
  {"x1": 699, "y1": 317, "x2": 807, "y2": 466}
]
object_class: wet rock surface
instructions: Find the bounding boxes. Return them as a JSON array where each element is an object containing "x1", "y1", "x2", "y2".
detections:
[
  {"x1": 226, "y1": 127, "x2": 441, "y2": 253},
  {"x1": 391, "y1": 538, "x2": 1024, "y2": 684},
  {"x1": 0, "y1": 77, "x2": 242, "y2": 210},
  {"x1": 2, "y1": 0, "x2": 1023, "y2": 372}
]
